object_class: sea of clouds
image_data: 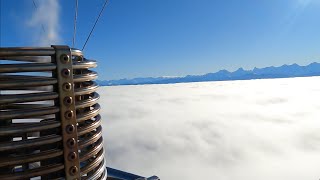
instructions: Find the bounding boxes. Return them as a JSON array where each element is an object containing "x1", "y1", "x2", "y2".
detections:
[{"x1": 99, "y1": 76, "x2": 320, "y2": 180}]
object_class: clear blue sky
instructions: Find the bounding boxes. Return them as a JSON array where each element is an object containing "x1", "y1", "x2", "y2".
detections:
[{"x1": 1, "y1": 0, "x2": 320, "y2": 80}]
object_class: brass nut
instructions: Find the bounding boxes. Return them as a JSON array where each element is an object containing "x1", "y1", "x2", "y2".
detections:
[
  {"x1": 64, "y1": 110, "x2": 74, "y2": 120},
  {"x1": 66, "y1": 124, "x2": 75, "y2": 134},
  {"x1": 69, "y1": 166, "x2": 78, "y2": 176},
  {"x1": 63, "y1": 96, "x2": 73, "y2": 106},
  {"x1": 60, "y1": 54, "x2": 70, "y2": 63},
  {"x1": 62, "y1": 82, "x2": 72, "y2": 91},
  {"x1": 61, "y1": 68, "x2": 71, "y2": 77},
  {"x1": 68, "y1": 152, "x2": 77, "y2": 161},
  {"x1": 67, "y1": 138, "x2": 76, "y2": 148}
]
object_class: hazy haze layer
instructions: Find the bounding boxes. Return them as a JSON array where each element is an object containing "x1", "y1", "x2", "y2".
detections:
[{"x1": 99, "y1": 76, "x2": 320, "y2": 180}]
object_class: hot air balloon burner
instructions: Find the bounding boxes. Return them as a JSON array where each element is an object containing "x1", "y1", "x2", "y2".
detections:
[{"x1": 0, "y1": 46, "x2": 106, "y2": 180}]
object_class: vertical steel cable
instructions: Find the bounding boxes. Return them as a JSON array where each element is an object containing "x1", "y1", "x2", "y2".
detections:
[{"x1": 72, "y1": 0, "x2": 79, "y2": 48}]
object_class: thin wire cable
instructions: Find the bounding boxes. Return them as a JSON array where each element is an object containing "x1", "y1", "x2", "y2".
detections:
[
  {"x1": 82, "y1": 0, "x2": 109, "y2": 51},
  {"x1": 32, "y1": 0, "x2": 45, "y2": 33},
  {"x1": 72, "y1": 0, "x2": 79, "y2": 48}
]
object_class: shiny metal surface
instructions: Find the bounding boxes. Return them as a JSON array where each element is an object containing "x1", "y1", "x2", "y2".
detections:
[{"x1": 0, "y1": 46, "x2": 106, "y2": 179}]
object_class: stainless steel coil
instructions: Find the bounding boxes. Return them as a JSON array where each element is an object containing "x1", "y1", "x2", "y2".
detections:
[{"x1": 0, "y1": 46, "x2": 106, "y2": 180}]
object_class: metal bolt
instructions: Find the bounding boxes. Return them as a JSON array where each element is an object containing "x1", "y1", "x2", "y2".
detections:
[
  {"x1": 69, "y1": 166, "x2": 78, "y2": 176},
  {"x1": 67, "y1": 138, "x2": 76, "y2": 148},
  {"x1": 62, "y1": 82, "x2": 72, "y2": 91},
  {"x1": 64, "y1": 110, "x2": 74, "y2": 120},
  {"x1": 63, "y1": 96, "x2": 73, "y2": 106},
  {"x1": 68, "y1": 152, "x2": 77, "y2": 161},
  {"x1": 74, "y1": 55, "x2": 83, "y2": 61},
  {"x1": 61, "y1": 68, "x2": 71, "y2": 77},
  {"x1": 60, "y1": 54, "x2": 70, "y2": 63},
  {"x1": 66, "y1": 124, "x2": 75, "y2": 134}
]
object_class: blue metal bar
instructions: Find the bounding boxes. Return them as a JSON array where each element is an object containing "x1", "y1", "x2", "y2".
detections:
[{"x1": 106, "y1": 167, "x2": 160, "y2": 180}]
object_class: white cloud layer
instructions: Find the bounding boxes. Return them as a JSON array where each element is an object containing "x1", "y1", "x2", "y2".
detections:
[
  {"x1": 27, "y1": 0, "x2": 60, "y2": 46},
  {"x1": 99, "y1": 77, "x2": 320, "y2": 180}
]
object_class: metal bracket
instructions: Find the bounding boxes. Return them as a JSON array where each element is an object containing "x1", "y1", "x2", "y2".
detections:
[{"x1": 52, "y1": 45, "x2": 80, "y2": 179}]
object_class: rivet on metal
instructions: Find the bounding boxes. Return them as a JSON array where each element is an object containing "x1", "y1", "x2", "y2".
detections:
[
  {"x1": 61, "y1": 68, "x2": 71, "y2": 77},
  {"x1": 64, "y1": 96, "x2": 73, "y2": 106},
  {"x1": 60, "y1": 54, "x2": 70, "y2": 63},
  {"x1": 64, "y1": 110, "x2": 74, "y2": 120},
  {"x1": 67, "y1": 138, "x2": 76, "y2": 148},
  {"x1": 69, "y1": 166, "x2": 78, "y2": 176},
  {"x1": 66, "y1": 124, "x2": 75, "y2": 134},
  {"x1": 74, "y1": 55, "x2": 83, "y2": 61},
  {"x1": 62, "y1": 82, "x2": 72, "y2": 91},
  {"x1": 68, "y1": 152, "x2": 77, "y2": 161}
]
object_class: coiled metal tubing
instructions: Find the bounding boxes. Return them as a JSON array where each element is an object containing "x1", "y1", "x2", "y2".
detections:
[{"x1": 0, "y1": 47, "x2": 106, "y2": 179}]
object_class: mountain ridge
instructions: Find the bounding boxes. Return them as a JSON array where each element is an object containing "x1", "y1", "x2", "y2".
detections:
[{"x1": 97, "y1": 62, "x2": 320, "y2": 86}]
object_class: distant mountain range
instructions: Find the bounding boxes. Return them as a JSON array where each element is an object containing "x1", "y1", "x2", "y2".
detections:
[{"x1": 97, "y1": 62, "x2": 320, "y2": 86}]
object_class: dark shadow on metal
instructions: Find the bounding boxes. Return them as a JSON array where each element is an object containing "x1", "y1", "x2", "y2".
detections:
[{"x1": 107, "y1": 167, "x2": 160, "y2": 180}]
